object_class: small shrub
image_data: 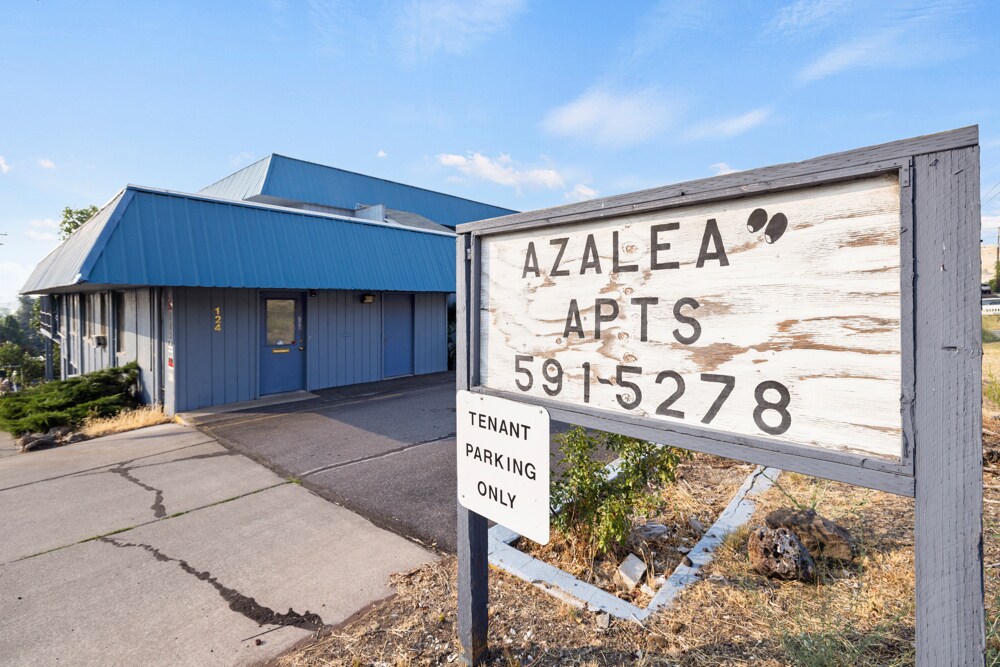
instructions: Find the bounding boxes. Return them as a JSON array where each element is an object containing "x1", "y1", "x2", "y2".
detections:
[
  {"x1": 0, "y1": 362, "x2": 139, "y2": 435},
  {"x1": 550, "y1": 427, "x2": 688, "y2": 557}
]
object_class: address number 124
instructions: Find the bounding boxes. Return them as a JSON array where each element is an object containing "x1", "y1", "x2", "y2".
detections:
[{"x1": 512, "y1": 354, "x2": 791, "y2": 436}]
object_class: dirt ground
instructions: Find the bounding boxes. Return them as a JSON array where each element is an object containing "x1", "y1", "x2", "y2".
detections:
[{"x1": 275, "y1": 342, "x2": 1000, "y2": 667}]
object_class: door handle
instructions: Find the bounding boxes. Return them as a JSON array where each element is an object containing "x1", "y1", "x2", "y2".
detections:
[{"x1": 298, "y1": 346, "x2": 305, "y2": 351}]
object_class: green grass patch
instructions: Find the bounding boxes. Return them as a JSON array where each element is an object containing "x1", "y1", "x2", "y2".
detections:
[{"x1": 0, "y1": 363, "x2": 139, "y2": 435}]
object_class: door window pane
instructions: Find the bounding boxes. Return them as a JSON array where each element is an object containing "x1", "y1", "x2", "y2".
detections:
[{"x1": 266, "y1": 300, "x2": 295, "y2": 345}]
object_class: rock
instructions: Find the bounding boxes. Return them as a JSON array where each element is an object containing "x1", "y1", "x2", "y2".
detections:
[
  {"x1": 64, "y1": 433, "x2": 88, "y2": 444},
  {"x1": 688, "y1": 516, "x2": 706, "y2": 533},
  {"x1": 747, "y1": 526, "x2": 816, "y2": 582},
  {"x1": 640, "y1": 583, "x2": 657, "y2": 597},
  {"x1": 765, "y1": 508, "x2": 858, "y2": 562},
  {"x1": 614, "y1": 553, "x2": 646, "y2": 591},
  {"x1": 681, "y1": 555, "x2": 693, "y2": 568},
  {"x1": 16, "y1": 433, "x2": 44, "y2": 449},
  {"x1": 634, "y1": 522, "x2": 671, "y2": 540},
  {"x1": 21, "y1": 436, "x2": 57, "y2": 453},
  {"x1": 46, "y1": 426, "x2": 73, "y2": 439},
  {"x1": 595, "y1": 612, "x2": 611, "y2": 629},
  {"x1": 676, "y1": 546, "x2": 690, "y2": 554}
]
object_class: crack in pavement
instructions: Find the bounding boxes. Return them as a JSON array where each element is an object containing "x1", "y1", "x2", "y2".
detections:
[
  {"x1": 299, "y1": 433, "x2": 455, "y2": 478},
  {"x1": 99, "y1": 536, "x2": 326, "y2": 630},
  {"x1": 108, "y1": 463, "x2": 166, "y2": 519},
  {"x1": 0, "y1": 440, "x2": 217, "y2": 493}
]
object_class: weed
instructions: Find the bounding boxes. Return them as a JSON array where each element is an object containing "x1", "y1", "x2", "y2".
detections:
[
  {"x1": 550, "y1": 427, "x2": 687, "y2": 557},
  {"x1": 986, "y1": 373, "x2": 1000, "y2": 409},
  {"x1": 80, "y1": 405, "x2": 169, "y2": 438}
]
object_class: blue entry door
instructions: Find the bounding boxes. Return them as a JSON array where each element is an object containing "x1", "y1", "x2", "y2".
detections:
[
  {"x1": 383, "y1": 293, "x2": 414, "y2": 378},
  {"x1": 260, "y1": 294, "x2": 306, "y2": 395}
]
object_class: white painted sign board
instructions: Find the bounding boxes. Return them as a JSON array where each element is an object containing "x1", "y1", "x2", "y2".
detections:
[
  {"x1": 456, "y1": 390, "x2": 550, "y2": 544},
  {"x1": 478, "y1": 174, "x2": 902, "y2": 460}
]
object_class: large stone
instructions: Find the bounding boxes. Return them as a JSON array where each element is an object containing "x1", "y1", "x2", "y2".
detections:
[
  {"x1": 21, "y1": 436, "x2": 58, "y2": 453},
  {"x1": 747, "y1": 526, "x2": 816, "y2": 582},
  {"x1": 614, "y1": 553, "x2": 647, "y2": 591},
  {"x1": 634, "y1": 522, "x2": 671, "y2": 540},
  {"x1": 765, "y1": 508, "x2": 858, "y2": 562}
]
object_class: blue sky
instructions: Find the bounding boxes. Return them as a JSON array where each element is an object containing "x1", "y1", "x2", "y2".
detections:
[{"x1": 2, "y1": 0, "x2": 999, "y2": 308}]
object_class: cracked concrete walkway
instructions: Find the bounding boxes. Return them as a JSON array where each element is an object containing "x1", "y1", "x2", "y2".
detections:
[{"x1": 0, "y1": 423, "x2": 436, "y2": 666}]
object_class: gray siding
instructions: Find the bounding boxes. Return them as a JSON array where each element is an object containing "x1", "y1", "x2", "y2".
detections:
[
  {"x1": 306, "y1": 290, "x2": 382, "y2": 390},
  {"x1": 414, "y1": 292, "x2": 448, "y2": 375},
  {"x1": 172, "y1": 287, "x2": 258, "y2": 412},
  {"x1": 54, "y1": 286, "x2": 449, "y2": 415}
]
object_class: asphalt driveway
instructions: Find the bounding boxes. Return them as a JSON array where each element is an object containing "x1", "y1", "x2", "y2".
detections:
[
  {"x1": 194, "y1": 374, "x2": 569, "y2": 553},
  {"x1": 0, "y1": 423, "x2": 434, "y2": 666}
]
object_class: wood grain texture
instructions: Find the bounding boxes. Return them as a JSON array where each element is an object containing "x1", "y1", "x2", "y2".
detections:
[
  {"x1": 480, "y1": 174, "x2": 903, "y2": 459},
  {"x1": 912, "y1": 147, "x2": 985, "y2": 665}
]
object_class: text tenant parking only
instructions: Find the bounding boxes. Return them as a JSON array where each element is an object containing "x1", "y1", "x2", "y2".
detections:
[{"x1": 455, "y1": 127, "x2": 985, "y2": 665}]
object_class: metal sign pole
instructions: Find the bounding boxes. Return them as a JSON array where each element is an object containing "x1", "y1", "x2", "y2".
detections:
[{"x1": 457, "y1": 233, "x2": 488, "y2": 665}]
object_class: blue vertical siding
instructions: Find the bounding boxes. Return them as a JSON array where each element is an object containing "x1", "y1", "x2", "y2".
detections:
[
  {"x1": 172, "y1": 287, "x2": 259, "y2": 412},
  {"x1": 414, "y1": 292, "x2": 448, "y2": 375}
]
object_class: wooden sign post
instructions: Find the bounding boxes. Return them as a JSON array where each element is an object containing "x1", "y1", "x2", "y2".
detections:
[{"x1": 455, "y1": 127, "x2": 984, "y2": 665}]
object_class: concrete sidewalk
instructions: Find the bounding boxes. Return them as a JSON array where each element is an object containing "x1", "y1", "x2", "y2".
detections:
[{"x1": 0, "y1": 423, "x2": 435, "y2": 666}]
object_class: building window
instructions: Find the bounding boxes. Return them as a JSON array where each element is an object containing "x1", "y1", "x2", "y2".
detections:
[
  {"x1": 98, "y1": 292, "x2": 108, "y2": 337},
  {"x1": 80, "y1": 295, "x2": 87, "y2": 336},
  {"x1": 114, "y1": 292, "x2": 126, "y2": 354}
]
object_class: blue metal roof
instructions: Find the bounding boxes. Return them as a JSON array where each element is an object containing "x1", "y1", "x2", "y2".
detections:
[
  {"x1": 198, "y1": 154, "x2": 516, "y2": 228},
  {"x1": 21, "y1": 186, "x2": 456, "y2": 294}
]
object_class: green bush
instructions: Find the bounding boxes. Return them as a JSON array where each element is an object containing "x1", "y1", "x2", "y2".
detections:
[
  {"x1": 550, "y1": 427, "x2": 688, "y2": 557},
  {"x1": 0, "y1": 362, "x2": 140, "y2": 435}
]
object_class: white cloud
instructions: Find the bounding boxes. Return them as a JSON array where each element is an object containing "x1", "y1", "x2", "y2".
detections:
[
  {"x1": 0, "y1": 156, "x2": 10, "y2": 174},
  {"x1": 795, "y1": 2, "x2": 971, "y2": 82},
  {"x1": 37, "y1": 158, "x2": 55, "y2": 169},
  {"x1": 25, "y1": 230, "x2": 58, "y2": 242},
  {"x1": 24, "y1": 219, "x2": 59, "y2": 243},
  {"x1": 709, "y1": 162, "x2": 740, "y2": 176},
  {"x1": 769, "y1": 0, "x2": 854, "y2": 36},
  {"x1": 228, "y1": 151, "x2": 257, "y2": 167},
  {"x1": 438, "y1": 152, "x2": 564, "y2": 190},
  {"x1": 983, "y1": 215, "x2": 1000, "y2": 230},
  {"x1": 396, "y1": 0, "x2": 524, "y2": 63},
  {"x1": 564, "y1": 184, "x2": 599, "y2": 202},
  {"x1": 686, "y1": 108, "x2": 772, "y2": 141},
  {"x1": 376, "y1": 150, "x2": 387, "y2": 158},
  {"x1": 0, "y1": 260, "x2": 33, "y2": 303},
  {"x1": 543, "y1": 86, "x2": 679, "y2": 147}
]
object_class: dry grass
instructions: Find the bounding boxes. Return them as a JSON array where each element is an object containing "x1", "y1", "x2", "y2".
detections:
[
  {"x1": 278, "y1": 459, "x2": 921, "y2": 666},
  {"x1": 276, "y1": 341, "x2": 1000, "y2": 666},
  {"x1": 79, "y1": 405, "x2": 170, "y2": 439}
]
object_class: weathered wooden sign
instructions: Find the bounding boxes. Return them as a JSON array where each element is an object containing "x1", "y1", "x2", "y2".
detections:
[
  {"x1": 479, "y1": 173, "x2": 902, "y2": 460},
  {"x1": 455, "y1": 127, "x2": 984, "y2": 667}
]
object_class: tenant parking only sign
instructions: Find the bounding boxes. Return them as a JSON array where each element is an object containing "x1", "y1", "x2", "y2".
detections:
[
  {"x1": 477, "y1": 174, "x2": 902, "y2": 460},
  {"x1": 456, "y1": 390, "x2": 550, "y2": 544}
]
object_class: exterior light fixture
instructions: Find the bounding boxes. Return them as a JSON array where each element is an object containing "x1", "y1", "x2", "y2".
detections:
[{"x1": 360, "y1": 294, "x2": 375, "y2": 304}]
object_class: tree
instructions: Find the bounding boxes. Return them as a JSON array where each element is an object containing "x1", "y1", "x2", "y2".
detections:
[
  {"x1": 60, "y1": 205, "x2": 99, "y2": 239},
  {"x1": 15, "y1": 296, "x2": 41, "y2": 356}
]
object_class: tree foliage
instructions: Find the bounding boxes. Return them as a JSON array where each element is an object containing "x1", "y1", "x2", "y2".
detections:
[
  {"x1": 60, "y1": 205, "x2": 99, "y2": 239},
  {"x1": 550, "y1": 427, "x2": 688, "y2": 557}
]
